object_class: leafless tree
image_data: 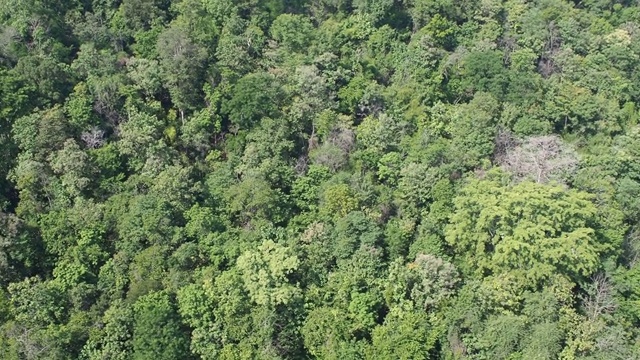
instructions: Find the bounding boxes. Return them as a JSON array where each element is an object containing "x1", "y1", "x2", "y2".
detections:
[
  {"x1": 310, "y1": 143, "x2": 347, "y2": 172},
  {"x1": 327, "y1": 125, "x2": 355, "y2": 154},
  {"x1": 499, "y1": 134, "x2": 578, "y2": 184},
  {"x1": 92, "y1": 81, "x2": 123, "y2": 126},
  {"x1": 6, "y1": 324, "x2": 52, "y2": 360},
  {"x1": 357, "y1": 91, "x2": 384, "y2": 118},
  {"x1": 309, "y1": 124, "x2": 355, "y2": 172},
  {"x1": 294, "y1": 155, "x2": 308, "y2": 176},
  {"x1": 0, "y1": 26, "x2": 20, "y2": 64},
  {"x1": 499, "y1": 36, "x2": 517, "y2": 65},
  {"x1": 538, "y1": 21, "x2": 563, "y2": 78},
  {"x1": 583, "y1": 273, "x2": 617, "y2": 321},
  {"x1": 493, "y1": 128, "x2": 518, "y2": 163},
  {"x1": 80, "y1": 127, "x2": 106, "y2": 149}
]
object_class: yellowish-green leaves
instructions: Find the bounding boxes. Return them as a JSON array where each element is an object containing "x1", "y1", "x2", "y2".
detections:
[
  {"x1": 446, "y1": 175, "x2": 602, "y2": 290},
  {"x1": 321, "y1": 183, "x2": 359, "y2": 218},
  {"x1": 237, "y1": 240, "x2": 300, "y2": 307}
]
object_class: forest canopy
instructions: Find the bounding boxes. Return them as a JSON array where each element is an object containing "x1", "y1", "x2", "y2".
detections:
[{"x1": 1, "y1": 0, "x2": 640, "y2": 359}]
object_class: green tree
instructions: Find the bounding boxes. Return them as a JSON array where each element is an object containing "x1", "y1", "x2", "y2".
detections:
[
  {"x1": 270, "y1": 14, "x2": 314, "y2": 53},
  {"x1": 157, "y1": 25, "x2": 207, "y2": 119},
  {"x1": 48, "y1": 139, "x2": 94, "y2": 199},
  {"x1": 302, "y1": 306, "x2": 367, "y2": 359},
  {"x1": 82, "y1": 300, "x2": 134, "y2": 360},
  {"x1": 237, "y1": 239, "x2": 300, "y2": 307},
  {"x1": 445, "y1": 171, "x2": 614, "y2": 290},
  {"x1": 447, "y1": 92, "x2": 499, "y2": 169},
  {"x1": 222, "y1": 72, "x2": 284, "y2": 130},
  {"x1": 132, "y1": 291, "x2": 191, "y2": 360},
  {"x1": 366, "y1": 303, "x2": 435, "y2": 360},
  {"x1": 224, "y1": 174, "x2": 290, "y2": 225},
  {"x1": 117, "y1": 107, "x2": 164, "y2": 171}
]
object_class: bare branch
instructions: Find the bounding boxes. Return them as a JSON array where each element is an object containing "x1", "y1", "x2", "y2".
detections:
[
  {"x1": 80, "y1": 127, "x2": 106, "y2": 149},
  {"x1": 499, "y1": 134, "x2": 578, "y2": 184},
  {"x1": 583, "y1": 273, "x2": 617, "y2": 320}
]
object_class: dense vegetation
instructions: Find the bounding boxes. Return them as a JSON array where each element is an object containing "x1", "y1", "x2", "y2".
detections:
[{"x1": 1, "y1": 0, "x2": 640, "y2": 358}]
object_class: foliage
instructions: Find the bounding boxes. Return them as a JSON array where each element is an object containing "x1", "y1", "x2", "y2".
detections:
[
  {"x1": 446, "y1": 173, "x2": 611, "y2": 290},
  {"x1": 2, "y1": 0, "x2": 640, "y2": 358}
]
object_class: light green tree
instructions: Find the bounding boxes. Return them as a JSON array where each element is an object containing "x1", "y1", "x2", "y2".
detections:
[
  {"x1": 366, "y1": 303, "x2": 435, "y2": 360},
  {"x1": 446, "y1": 172, "x2": 607, "y2": 290},
  {"x1": 236, "y1": 240, "x2": 300, "y2": 307}
]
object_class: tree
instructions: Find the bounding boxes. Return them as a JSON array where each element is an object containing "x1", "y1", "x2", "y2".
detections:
[
  {"x1": 48, "y1": 139, "x2": 94, "y2": 199},
  {"x1": 12, "y1": 106, "x2": 69, "y2": 159},
  {"x1": 117, "y1": 107, "x2": 164, "y2": 170},
  {"x1": 176, "y1": 282, "x2": 218, "y2": 359},
  {"x1": 180, "y1": 108, "x2": 222, "y2": 157},
  {"x1": 126, "y1": 57, "x2": 163, "y2": 98},
  {"x1": 366, "y1": 304, "x2": 435, "y2": 360},
  {"x1": 215, "y1": 14, "x2": 265, "y2": 80},
  {"x1": 353, "y1": 0, "x2": 394, "y2": 24},
  {"x1": 454, "y1": 50, "x2": 509, "y2": 100},
  {"x1": 111, "y1": 192, "x2": 181, "y2": 254},
  {"x1": 119, "y1": 0, "x2": 167, "y2": 32},
  {"x1": 310, "y1": 121, "x2": 355, "y2": 172},
  {"x1": 236, "y1": 239, "x2": 300, "y2": 307},
  {"x1": 288, "y1": 65, "x2": 336, "y2": 124},
  {"x1": 127, "y1": 245, "x2": 168, "y2": 300},
  {"x1": 132, "y1": 291, "x2": 191, "y2": 360},
  {"x1": 222, "y1": 72, "x2": 284, "y2": 130},
  {"x1": 82, "y1": 300, "x2": 134, "y2": 360},
  {"x1": 270, "y1": 14, "x2": 314, "y2": 53},
  {"x1": 385, "y1": 254, "x2": 459, "y2": 311},
  {"x1": 403, "y1": 0, "x2": 456, "y2": 31},
  {"x1": 445, "y1": 171, "x2": 610, "y2": 290},
  {"x1": 498, "y1": 134, "x2": 579, "y2": 184},
  {"x1": 12, "y1": 54, "x2": 71, "y2": 104},
  {"x1": 448, "y1": 92, "x2": 499, "y2": 169},
  {"x1": 64, "y1": 82, "x2": 97, "y2": 131},
  {"x1": 331, "y1": 211, "x2": 382, "y2": 260},
  {"x1": 157, "y1": 25, "x2": 207, "y2": 119},
  {"x1": 0, "y1": 212, "x2": 42, "y2": 284},
  {"x1": 312, "y1": 244, "x2": 387, "y2": 339},
  {"x1": 320, "y1": 184, "x2": 359, "y2": 218},
  {"x1": 224, "y1": 174, "x2": 290, "y2": 225},
  {"x1": 4, "y1": 276, "x2": 89, "y2": 359},
  {"x1": 302, "y1": 306, "x2": 366, "y2": 359}
]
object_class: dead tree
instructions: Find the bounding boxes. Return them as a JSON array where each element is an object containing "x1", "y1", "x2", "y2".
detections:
[{"x1": 499, "y1": 134, "x2": 578, "y2": 184}]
